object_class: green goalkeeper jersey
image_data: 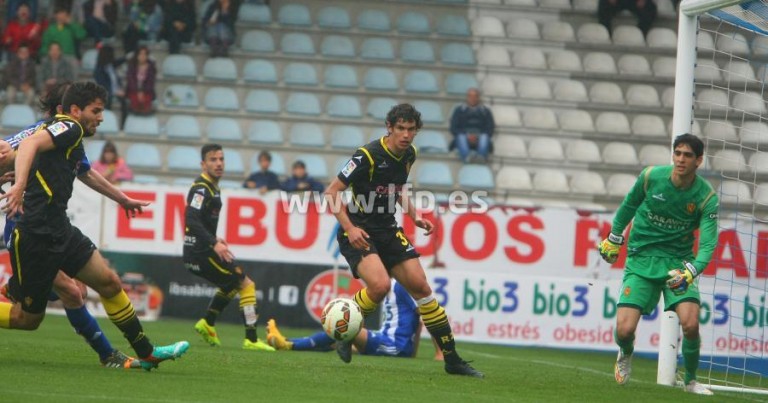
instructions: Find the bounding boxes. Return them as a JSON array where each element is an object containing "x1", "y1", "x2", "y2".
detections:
[{"x1": 611, "y1": 165, "x2": 719, "y2": 272}]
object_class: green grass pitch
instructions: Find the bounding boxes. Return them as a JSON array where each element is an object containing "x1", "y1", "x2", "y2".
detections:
[{"x1": 0, "y1": 315, "x2": 762, "y2": 403}]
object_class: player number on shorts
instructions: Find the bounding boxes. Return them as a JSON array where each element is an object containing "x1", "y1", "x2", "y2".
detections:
[{"x1": 395, "y1": 231, "x2": 409, "y2": 246}]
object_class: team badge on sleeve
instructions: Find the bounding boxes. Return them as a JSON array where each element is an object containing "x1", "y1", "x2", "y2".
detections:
[
  {"x1": 341, "y1": 159, "x2": 358, "y2": 177},
  {"x1": 190, "y1": 193, "x2": 205, "y2": 210},
  {"x1": 47, "y1": 122, "x2": 70, "y2": 136}
]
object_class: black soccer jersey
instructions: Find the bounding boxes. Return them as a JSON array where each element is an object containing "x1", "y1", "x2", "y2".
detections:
[
  {"x1": 17, "y1": 114, "x2": 87, "y2": 237},
  {"x1": 337, "y1": 136, "x2": 417, "y2": 229},
  {"x1": 184, "y1": 173, "x2": 221, "y2": 255}
]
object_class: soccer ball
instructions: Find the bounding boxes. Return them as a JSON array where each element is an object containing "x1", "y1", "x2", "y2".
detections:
[{"x1": 320, "y1": 298, "x2": 363, "y2": 342}]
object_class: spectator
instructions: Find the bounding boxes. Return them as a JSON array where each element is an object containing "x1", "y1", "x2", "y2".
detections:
[
  {"x1": 91, "y1": 140, "x2": 134, "y2": 184},
  {"x1": 38, "y1": 41, "x2": 77, "y2": 94},
  {"x1": 124, "y1": 45, "x2": 156, "y2": 115},
  {"x1": 50, "y1": 0, "x2": 86, "y2": 25},
  {"x1": 449, "y1": 88, "x2": 495, "y2": 163},
  {"x1": 598, "y1": 0, "x2": 657, "y2": 37},
  {"x1": 281, "y1": 160, "x2": 324, "y2": 192},
  {"x1": 83, "y1": 0, "x2": 118, "y2": 42},
  {"x1": 202, "y1": 0, "x2": 239, "y2": 57},
  {"x1": 162, "y1": 0, "x2": 196, "y2": 54},
  {"x1": 41, "y1": 8, "x2": 86, "y2": 58},
  {"x1": 243, "y1": 151, "x2": 280, "y2": 193},
  {"x1": 122, "y1": 0, "x2": 163, "y2": 54},
  {"x1": 93, "y1": 44, "x2": 125, "y2": 115},
  {"x1": 3, "y1": 3, "x2": 45, "y2": 59},
  {"x1": 4, "y1": 44, "x2": 36, "y2": 104},
  {"x1": 8, "y1": 0, "x2": 39, "y2": 21}
]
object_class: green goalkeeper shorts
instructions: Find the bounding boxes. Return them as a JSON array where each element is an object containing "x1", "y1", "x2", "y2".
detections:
[{"x1": 618, "y1": 256, "x2": 700, "y2": 315}]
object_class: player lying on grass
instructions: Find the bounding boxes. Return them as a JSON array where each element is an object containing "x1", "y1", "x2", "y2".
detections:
[{"x1": 267, "y1": 279, "x2": 443, "y2": 361}]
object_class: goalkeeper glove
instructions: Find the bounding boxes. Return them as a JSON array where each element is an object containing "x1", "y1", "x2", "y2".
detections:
[
  {"x1": 666, "y1": 261, "x2": 699, "y2": 296},
  {"x1": 597, "y1": 233, "x2": 624, "y2": 264}
]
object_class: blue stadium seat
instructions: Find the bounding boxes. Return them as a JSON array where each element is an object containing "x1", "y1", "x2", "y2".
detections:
[
  {"x1": 324, "y1": 65, "x2": 358, "y2": 88},
  {"x1": 243, "y1": 59, "x2": 277, "y2": 83},
  {"x1": 437, "y1": 15, "x2": 470, "y2": 36},
  {"x1": 281, "y1": 32, "x2": 315, "y2": 55},
  {"x1": 458, "y1": 164, "x2": 494, "y2": 189},
  {"x1": 358, "y1": 9, "x2": 390, "y2": 31},
  {"x1": 317, "y1": 6, "x2": 351, "y2": 29},
  {"x1": 99, "y1": 110, "x2": 119, "y2": 134},
  {"x1": 248, "y1": 120, "x2": 283, "y2": 144},
  {"x1": 284, "y1": 62, "x2": 318, "y2": 86},
  {"x1": 404, "y1": 70, "x2": 439, "y2": 93},
  {"x1": 414, "y1": 130, "x2": 448, "y2": 153},
  {"x1": 367, "y1": 98, "x2": 398, "y2": 120},
  {"x1": 295, "y1": 154, "x2": 328, "y2": 178},
  {"x1": 414, "y1": 100, "x2": 444, "y2": 123},
  {"x1": 207, "y1": 117, "x2": 243, "y2": 142},
  {"x1": 224, "y1": 149, "x2": 245, "y2": 174},
  {"x1": 330, "y1": 125, "x2": 365, "y2": 149},
  {"x1": 132, "y1": 175, "x2": 160, "y2": 184},
  {"x1": 172, "y1": 177, "x2": 197, "y2": 187},
  {"x1": 162, "y1": 54, "x2": 197, "y2": 79},
  {"x1": 167, "y1": 146, "x2": 200, "y2": 171},
  {"x1": 290, "y1": 123, "x2": 325, "y2": 147},
  {"x1": 320, "y1": 35, "x2": 355, "y2": 58},
  {"x1": 278, "y1": 4, "x2": 311, "y2": 26},
  {"x1": 401, "y1": 40, "x2": 434, "y2": 63},
  {"x1": 245, "y1": 89, "x2": 280, "y2": 113},
  {"x1": 165, "y1": 115, "x2": 201, "y2": 139},
  {"x1": 446, "y1": 73, "x2": 479, "y2": 95},
  {"x1": 82, "y1": 49, "x2": 98, "y2": 72},
  {"x1": 163, "y1": 84, "x2": 199, "y2": 108},
  {"x1": 441, "y1": 43, "x2": 476, "y2": 65},
  {"x1": 240, "y1": 30, "x2": 275, "y2": 53},
  {"x1": 285, "y1": 92, "x2": 321, "y2": 116},
  {"x1": 417, "y1": 161, "x2": 453, "y2": 187},
  {"x1": 204, "y1": 87, "x2": 239, "y2": 111},
  {"x1": 203, "y1": 58, "x2": 237, "y2": 81},
  {"x1": 397, "y1": 11, "x2": 430, "y2": 34},
  {"x1": 364, "y1": 67, "x2": 398, "y2": 91},
  {"x1": 124, "y1": 115, "x2": 160, "y2": 137},
  {"x1": 250, "y1": 151, "x2": 286, "y2": 176},
  {"x1": 1, "y1": 104, "x2": 35, "y2": 128},
  {"x1": 361, "y1": 38, "x2": 395, "y2": 60},
  {"x1": 327, "y1": 95, "x2": 362, "y2": 118},
  {"x1": 238, "y1": 3, "x2": 271, "y2": 24},
  {"x1": 85, "y1": 140, "x2": 106, "y2": 161},
  {"x1": 125, "y1": 143, "x2": 161, "y2": 168}
]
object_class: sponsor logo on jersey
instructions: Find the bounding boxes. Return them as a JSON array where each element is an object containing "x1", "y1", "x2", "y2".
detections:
[
  {"x1": 341, "y1": 159, "x2": 357, "y2": 177},
  {"x1": 686, "y1": 203, "x2": 696, "y2": 214},
  {"x1": 651, "y1": 193, "x2": 666, "y2": 202},
  {"x1": 47, "y1": 121, "x2": 69, "y2": 137},
  {"x1": 377, "y1": 160, "x2": 389, "y2": 169},
  {"x1": 190, "y1": 193, "x2": 204, "y2": 209},
  {"x1": 709, "y1": 213, "x2": 718, "y2": 219}
]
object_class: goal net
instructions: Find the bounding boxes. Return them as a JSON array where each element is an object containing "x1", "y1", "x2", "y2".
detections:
[{"x1": 665, "y1": 0, "x2": 768, "y2": 395}]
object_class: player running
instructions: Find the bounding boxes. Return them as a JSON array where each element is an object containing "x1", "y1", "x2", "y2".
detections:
[
  {"x1": 324, "y1": 103, "x2": 482, "y2": 377},
  {"x1": 184, "y1": 144, "x2": 274, "y2": 352},
  {"x1": 598, "y1": 133, "x2": 718, "y2": 395},
  {"x1": 0, "y1": 81, "x2": 189, "y2": 370}
]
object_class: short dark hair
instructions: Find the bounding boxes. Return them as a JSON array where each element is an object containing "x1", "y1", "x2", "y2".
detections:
[
  {"x1": 673, "y1": 133, "x2": 704, "y2": 158},
  {"x1": 292, "y1": 160, "x2": 305, "y2": 169},
  {"x1": 258, "y1": 151, "x2": 271, "y2": 162},
  {"x1": 385, "y1": 103, "x2": 423, "y2": 131},
  {"x1": 61, "y1": 81, "x2": 108, "y2": 113},
  {"x1": 38, "y1": 81, "x2": 71, "y2": 116},
  {"x1": 201, "y1": 143, "x2": 222, "y2": 161}
]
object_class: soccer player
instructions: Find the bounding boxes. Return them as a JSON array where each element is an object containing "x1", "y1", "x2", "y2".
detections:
[
  {"x1": 0, "y1": 81, "x2": 189, "y2": 370},
  {"x1": 323, "y1": 103, "x2": 482, "y2": 378},
  {"x1": 598, "y1": 133, "x2": 718, "y2": 395},
  {"x1": 184, "y1": 144, "x2": 274, "y2": 352}
]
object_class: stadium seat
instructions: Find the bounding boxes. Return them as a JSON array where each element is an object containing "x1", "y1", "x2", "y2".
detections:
[
  {"x1": 477, "y1": 45, "x2": 510, "y2": 66},
  {"x1": 295, "y1": 154, "x2": 328, "y2": 178},
  {"x1": 617, "y1": 54, "x2": 651, "y2": 76},
  {"x1": 413, "y1": 130, "x2": 448, "y2": 153},
  {"x1": 491, "y1": 105, "x2": 521, "y2": 127},
  {"x1": 719, "y1": 180, "x2": 752, "y2": 204},
  {"x1": 243, "y1": 59, "x2": 277, "y2": 83},
  {"x1": 364, "y1": 67, "x2": 398, "y2": 91},
  {"x1": 694, "y1": 59, "x2": 721, "y2": 82},
  {"x1": 85, "y1": 139, "x2": 105, "y2": 161},
  {"x1": 482, "y1": 75, "x2": 516, "y2": 96},
  {"x1": 577, "y1": 23, "x2": 610, "y2": 44},
  {"x1": 285, "y1": 92, "x2": 321, "y2": 116},
  {"x1": 290, "y1": 123, "x2": 325, "y2": 147},
  {"x1": 496, "y1": 167, "x2": 532, "y2": 191},
  {"x1": 507, "y1": 19, "x2": 540, "y2": 39},
  {"x1": 558, "y1": 110, "x2": 594, "y2": 132},
  {"x1": 703, "y1": 120, "x2": 738, "y2": 142},
  {"x1": 401, "y1": 40, "x2": 434, "y2": 63},
  {"x1": 631, "y1": 114, "x2": 666, "y2": 137},
  {"x1": 367, "y1": 97, "x2": 398, "y2": 120},
  {"x1": 224, "y1": 149, "x2": 245, "y2": 175},
  {"x1": 162, "y1": 54, "x2": 196, "y2": 79},
  {"x1": 413, "y1": 100, "x2": 443, "y2": 123},
  {"x1": 165, "y1": 115, "x2": 201, "y2": 139},
  {"x1": 532, "y1": 170, "x2": 569, "y2": 193},
  {"x1": 507, "y1": 0, "x2": 537, "y2": 5},
  {"x1": 595, "y1": 112, "x2": 631, "y2": 134},
  {"x1": 739, "y1": 121, "x2": 768, "y2": 144},
  {"x1": 132, "y1": 175, "x2": 160, "y2": 184},
  {"x1": 753, "y1": 36, "x2": 768, "y2": 56},
  {"x1": 542, "y1": 21, "x2": 575, "y2": 42},
  {"x1": 523, "y1": 108, "x2": 559, "y2": 130},
  {"x1": 281, "y1": 33, "x2": 315, "y2": 55},
  {"x1": 717, "y1": 32, "x2": 750, "y2": 54},
  {"x1": 647, "y1": 28, "x2": 677, "y2": 49},
  {"x1": 639, "y1": 145, "x2": 671, "y2": 165},
  {"x1": 553, "y1": 80, "x2": 588, "y2": 102},
  {"x1": 607, "y1": 174, "x2": 636, "y2": 196},
  {"x1": 529, "y1": 138, "x2": 564, "y2": 161},
  {"x1": 207, "y1": 117, "x2": 242, "y2": 142},
  {"x1": 324, "y1": 65, "x2": 358, "y2": 88},
  {"x1": 723, "y1": 61, "x2": 756, "y2": 84},
  {"x1": 238, "y1": 3, "x2": 270, "y2": 24},
  {"x1": 326, "y1": 95, "x2": 362, "y2": 118},
  {"x1": 317, "y1": 6, "x2": 351, "y2": 29},
  {"x1": 652, "y1": 57, "x2": 677, "y2": 78},
  {"x1": 570, "y1": 172, "x2": 607, "y2": 195},
  {"x1": 602, "y1": 142, "x2": 639, "y2": 165},
  {"x1": 547, "y1": 50, "x2": 582, "y2": 72},
  {"x1": 494, "y1": 135, "x2": 527, "y2": 158},
  {"x1": 416, "y1": 161, "x2": 453, "y2": 187},
  {"x1": 404, "y1": 70, "x2": 439, "y2": 93},
  {"x1": 277, "y1": 4, "x2": 311, "y2": 26},
  {"x1": 124, "y1": 115, "x2": 160, "y2": 137},
  {"x1": 361, "y1": 38, "x2": 395, "y2": 60},
  {"x1": 163, "y1": 84, "x2": 198, "y2": 108},
  {"x1": 245, "y1": 89, "x2": 280, "y2": 114},
  {"x1": 240, "y1": 30, "x2": 275, "y2": 53},
  {"x1": 99, "y1": 110, "x2": 119, "y2": 134},
  {"x1": 539, "y1": 0, "x2": 571, "y2": 9},
  {"x1": 661, "y1": 87, "x2": 675, "y2": 108},
  {"x1": 757, "y1": 183, "x2": 768, "y2": 205},
  {"x1": 330, "y1": 126, "x2": 364, "y2": 149},
  {"x1": 441, "y1": 43, "x2": 475, "y2": 65},
  {"x1": 565, "y1": 140, "x2": 601, "y2": 163},
  {"x1": 697, "y1": 30, "x2": 715, "y2": 49},
  {"x1": 437, "y1": 15, "x2": 470, "y2": 36},
  {"x1": 125, "y1": 143, "x2": 161, "y2": 169},
  {"x1": 168, "y1": 146, "x2": 200, "y2": 171},
  {"x1": 204, "y1": 87, "x2": 239, "y2": 111},
  {"x1": 284, "y1": 62, "x2": 318, "y2": 86},
  {"x1": 446, "y1": 73, "x2": 479, "y2": 95},
  {"x1": 612, "y1": 25, "x2": 645, "y2": 46},
  {"x1": 458, "y1": 165, "x2": 494, "y2": 189},
  {"x1": 732, "y1": 92, "x2": 766, "y2": 115},
  {"x1": 583, "y1": 52, "x2": 617, "y2": 74},
  {"x1": 513, "y1": 48, "x2": 546, "y2": 69},
  {"x1": 518, "y1": 78, "x2": 551, "y2": 100},
  {"x1": 248, "y1": 120, "x2": 284, "y2": 144},
  {"x1": 203, "y1": 58, "x2": 237, "y2": 81},
  {"x1": 472, "y1": 16, "x2": 505, "y2": 37},
  {"x1": 750, "y1": 153, "x2": 768, "y2": 174},
  {"x1": 320, "y1": 35, "x2": 355, "y2": 58},
  {"x1": 81, "y1": 48, "x2": 98, "y2": 72},
  {"x1": 397, "y1": 11, "x2": 430, "y2": 34},
  {"x1": 589, "y1": 82, "x2": 624, "y2": 104},
  {"x1": 357, "y1": 9, "x2": 391, "y2": 31},
  {"x1": 626, "y1": 84, "x2": 660, "y2": 107}
]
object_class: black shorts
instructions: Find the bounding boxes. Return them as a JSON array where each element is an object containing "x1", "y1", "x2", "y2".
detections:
[
  {"x1": 337, "y1": 226, "x2": 420, "y2": 278},
  {"x1": 8, "y1": 226, "x2": 96, "y2": 314},
  {"x1": 184, "y1": 251, "x2": 245, "y2": 292}
]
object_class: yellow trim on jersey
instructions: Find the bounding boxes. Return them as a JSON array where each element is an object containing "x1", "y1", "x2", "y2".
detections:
[
  {"x1": 13, "y1": 229, "x2": 21, "y2": 285},
  {"x1": 410, "y1": 144, "x2": 418, "y2": 157},
  {"x1": 349, "y1": 185, "x2": 365, "y2": 212},
  {"x1": 358, "y1": 147, "x2": 375, "y2": 181},
  {"x1": 208, "y1": 257, "x2": 231, "y2": 275},
  {"x1": 35, "y1": 171, "x2": 53, "y2": 203},
  {"x1": 643, "y1": 166, "x2": 654, "y2": 194},
  {"x1": 200, "y1": 173, "x2": 221, "y2": 192},
  {"x1": 699, "y1": 190, "x2": 717, "y2": 212},
  {"x1": 54, "y1": 114, "x2": 85, "y2": 159},
  {"x1": 380, "y1": 136, "x2": 403, "y2": 161}
]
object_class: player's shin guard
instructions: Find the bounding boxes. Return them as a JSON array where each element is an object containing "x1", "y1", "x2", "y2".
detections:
[
  {"x1": 239, "y1": 283, "x2": 259, "y2": 342},
  {"x1": 66, "y1": 306, "x2": 114, "y2": 360},
  {"x1": 0, "y1": 302, "x2": 10, "y2": 328},
  {"x1": 418, "y1": 295, "x2": 460, "y2": 364},
  {"x1": 205, "y1": 288, "x2": 236, "y2": 326},
  {"x1": 682, "y1": 336, "x2": 701, "y2": 384},
  {"x1": 614, "y1": 329, "x2": 635, "y2": 356},
  {"x1": 354, "y1": 288, "x2": 378, "y2": 317},
  {"x1": 101, "y1": 290, "x2": 153, "y2": 358}
]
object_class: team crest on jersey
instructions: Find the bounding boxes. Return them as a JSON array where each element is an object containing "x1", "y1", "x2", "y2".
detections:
[
  {"x1": 341, "y1": 159, "x2": 357, "y2": 177},
  {"x1": 623, "y1": 286, "x2": 631, "y2": 297},
  {"x1": 686, "y1": 203, "x2": 696, "y2": 214},
  {"x1": 47, "y1": 121, "x2": 70, "y2": 136},
  {"x1": 190, "y1": 193, "x2": 204, "y2": 209}
]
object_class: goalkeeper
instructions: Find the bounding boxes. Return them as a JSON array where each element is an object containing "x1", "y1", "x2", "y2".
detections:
[{"x1": 598, "y1": 134, "x2": 718, "y2": 396}]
